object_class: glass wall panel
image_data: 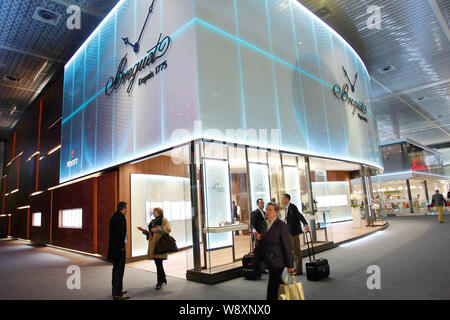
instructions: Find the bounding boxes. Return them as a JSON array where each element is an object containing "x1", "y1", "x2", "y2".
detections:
[
  {"x1": 131, "y1": 174, "x2": 192, "y2": 257},
  {"x1": 203, "y1": 158, "x2": 233, "y2": 250},
  {"x1": 249, "y1": 163, "x2": 271, "y2": 212},
  {"x1": 268, "y1": 151, "x2": 284, "y2": 205},
  {"x1": 380, "y1": 144, "x2": 406, "y2": 173},
  {"x1": 310, "y1": 158, "x2": 355, "y2": 223},
  {"x1": 229, "y1": 144, "x2": 251, "y2": 263}
]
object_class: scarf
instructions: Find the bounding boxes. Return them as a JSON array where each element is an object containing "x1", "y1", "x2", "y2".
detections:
[{"x1": 149, "y1": 215, "x2": 163, "y2": 232}]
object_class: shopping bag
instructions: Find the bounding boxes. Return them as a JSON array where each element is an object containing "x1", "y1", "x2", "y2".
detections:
[{"x1": 278, "y1": 273, "x2": 305, "y2": 300}]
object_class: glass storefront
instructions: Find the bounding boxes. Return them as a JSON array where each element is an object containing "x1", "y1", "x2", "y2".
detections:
[{"x1": 130, "y1": 139, "x2": 387, "y2": 280}]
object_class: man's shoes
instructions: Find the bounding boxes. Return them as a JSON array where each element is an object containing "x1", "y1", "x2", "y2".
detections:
[
  {"x1": 122, "y1": 290, "x2": 128, "y2": 295},
  {"x1": 113, "y1": 295, "x2": 130, "y2": 300},
  {"x1": 155, "y1": 283, "x2": 162, "y2": 290}
]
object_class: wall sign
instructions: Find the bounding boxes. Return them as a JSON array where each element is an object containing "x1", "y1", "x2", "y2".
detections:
[
  {"x1": 333, "y1": 66, "x2": 368, "y2": 123},
  {"x1": 105, "y1": 0, "x2": 171, "y2": 96},
  {"x1": 410, "y1": 160, "x2": 430, "y2": 171}
]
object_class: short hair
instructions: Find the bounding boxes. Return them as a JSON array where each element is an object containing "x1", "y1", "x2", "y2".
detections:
[
  {"x1": 282, "y1": 193, "x2": 291, "y2": 201},
  {"x1": 266, "y1": 202, "x2": 280, "y2": 212},
  {"x1": 117, "y1": 201, "x2": 127, "y2": 212},
  {"x1": 435, "y1": 189, "x2": 440, "y2": 193},
  {"x1": 256, "y1": 198, "x2": 264, "y2": 204},
  {"x1": 153, "y1": 207, "x2": 164, "y2": 218}
]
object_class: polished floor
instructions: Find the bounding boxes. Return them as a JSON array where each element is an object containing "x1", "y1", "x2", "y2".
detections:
[
  {"x1": 128, "y1": 221, "x2": 387, "y2": 279},
  {"x1": 0, "y1": 215, "x2": 448, "y2": 300}
]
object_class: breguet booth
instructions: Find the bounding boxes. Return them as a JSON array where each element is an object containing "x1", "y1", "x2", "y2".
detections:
[{"x1": 1, "y1": 0, "x2": 389, "y2": 284}]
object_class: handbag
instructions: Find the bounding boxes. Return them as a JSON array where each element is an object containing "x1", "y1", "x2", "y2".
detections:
[
  {"x1": 154, "y1": 233, "x2": 178, "y2": 254},
  {"x1": 278, "y1": 273, "x2": 305, "y2": 300}
]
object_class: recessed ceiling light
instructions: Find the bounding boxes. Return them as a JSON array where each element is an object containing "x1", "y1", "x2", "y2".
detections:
[
  {"x1": 32, "y1": 7, "x2": 61, "y2": 26},
  {"x1": 2, "y1": 74, "x2": 21, "y2": 83},
  {"x1": 377, "y1": 65, "x2": 396, "y2": 74},
  {"x1": 315, "y1": 7, "x2": 331, "y2": 18}
]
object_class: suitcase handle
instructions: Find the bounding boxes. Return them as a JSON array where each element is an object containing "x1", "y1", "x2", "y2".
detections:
[{"x1": 305, "y1": 231, "x2": 316, "y2": 262}]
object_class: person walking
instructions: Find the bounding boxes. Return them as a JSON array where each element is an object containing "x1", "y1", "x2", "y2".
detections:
[
  {"x1": 257, "y1": 202, "x2": 294, "y2": 300},
  {"x1": 251, "y1": 198, "x2": 268, "y2": 275},
  {"x1": 138, "y1": 207, "x2": 172, "y2": 290},
  {"x1": 108, "y1": 201, "x2": 130, "y2": 300},
  {"x1": 282, "y1": 193, "x2": 309, "y2": 275},
  {"x1": 431, "y1": 189, "x2": 447, "y2": 223}
]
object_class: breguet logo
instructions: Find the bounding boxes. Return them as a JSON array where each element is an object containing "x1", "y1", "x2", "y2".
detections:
[
  {"x1": 333, "y1": 66, "x2": 368, "y2": 123},
  {"x1": 105, "y1": 0, "x2": 171, "y2": 96}
]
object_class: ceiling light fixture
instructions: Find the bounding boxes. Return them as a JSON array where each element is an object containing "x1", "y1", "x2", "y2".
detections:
[
  {"x1": 377, "y1": 65, "x2": 396, "y2": 74},
  {"x1": 32, "y1": 7, "x2": 61, "y2": 26},
  {"x1": 3, "y1": 74, "x2": 21, "y2": 83}
]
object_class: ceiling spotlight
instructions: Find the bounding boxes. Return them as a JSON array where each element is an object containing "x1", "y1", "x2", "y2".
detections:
[
  {"x1": 377, "y1": 65, "x2": 396, "y2": 74},
  {"x1": 315, "y1": 7, "x2": 331, "y2": 18},
  {"x1": 2, "y1": 74, "x2": 21, "y2": 83},
  {"x1": 32, "y1": 7, "x2": 61, "y2": 26}
]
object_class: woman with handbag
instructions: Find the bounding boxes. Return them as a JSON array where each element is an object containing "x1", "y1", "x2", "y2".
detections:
[{"x1": 137, "y1": 207, "x2": 171, "y2": 290}]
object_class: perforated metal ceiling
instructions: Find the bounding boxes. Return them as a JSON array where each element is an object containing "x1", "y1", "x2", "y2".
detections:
[
  {"x1": 299, "y1": 0, "x2": 450, "y2": 147},
  {"x1": 0, "y1": 0, "x2": 118, "y2": 138},
  {"x1": 0, "y1": 0, "x2": 449, "y2": 149}
]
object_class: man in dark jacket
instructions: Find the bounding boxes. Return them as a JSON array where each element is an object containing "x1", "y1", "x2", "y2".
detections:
[
  {"x1": 282, "y1": 194, "x2": 309, "y2": 275},
  {"x1": 251, "y1": 198, "x2": 268, "y2": 275},
  {"x1": 258, "y1": 202, "x2": 294, "y2": 300},
  {"x1": 251, "y1": 199, "x2": 268, "y2": 236},
  {"x1": 431, "y1": 190, "x2": 446, "y2": 223},
  {"x1": 108, "y1": 201, "x2": 129, "y2": 300}
]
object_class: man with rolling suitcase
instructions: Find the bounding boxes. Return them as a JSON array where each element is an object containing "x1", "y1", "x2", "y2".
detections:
[
  {"x1": 282, "y1": 194, "x2": 309, "y2": 275},
  {"x1": 243, "y1": 199, "x2": 268, "y2": 280}
]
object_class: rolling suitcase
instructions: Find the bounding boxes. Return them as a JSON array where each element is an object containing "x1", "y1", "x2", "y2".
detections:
[
  {"x1": 305, "y1": 231, "x2": 330, "y2": 281},
  {"x1": 242, "y1": 252, "x2": 261, "y2": 280}
]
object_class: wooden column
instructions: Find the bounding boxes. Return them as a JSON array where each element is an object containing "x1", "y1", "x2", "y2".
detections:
[{"x1": 93, "y1": 178, "x2": 98, "y2": 254}]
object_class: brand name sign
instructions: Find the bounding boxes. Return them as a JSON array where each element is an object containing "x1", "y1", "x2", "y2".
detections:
[{"x1": 105, "y1": 33, "x2": 171, "y2": 95}]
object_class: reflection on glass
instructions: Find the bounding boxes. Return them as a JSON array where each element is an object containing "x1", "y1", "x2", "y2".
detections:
[
  {"x1": 249, "y1": 163, "x2": 271, "y2": 212},
  {"x1": 203, "y1": 159, "x2": 232, "y2": 250}
]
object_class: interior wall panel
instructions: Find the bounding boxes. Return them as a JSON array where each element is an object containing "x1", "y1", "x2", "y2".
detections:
[
  {"x1": 29, "y1": 191, "x2": 51, "y2": 244},
  {"x1": 97, "y1": 171, "x2": 117, "y2": 257},
  {"x1": 51, "y1": 178, "x2": 95, "y2": 253}
]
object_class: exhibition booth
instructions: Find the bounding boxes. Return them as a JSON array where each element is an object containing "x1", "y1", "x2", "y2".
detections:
[
  {"x1": 59, "y1": 0, "x2": 385, "y2": 282},
  {"x1": 351, "y1": 138, "x2": 449, "y2": 216}
]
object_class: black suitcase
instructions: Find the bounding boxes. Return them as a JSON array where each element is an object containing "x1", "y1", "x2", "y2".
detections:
[
  {"x1": 242, "y1": 252, "x2": 261, "y2": 280},
  {"x1": 305, "y1": 231, "x2": 330, "y2": 281}
]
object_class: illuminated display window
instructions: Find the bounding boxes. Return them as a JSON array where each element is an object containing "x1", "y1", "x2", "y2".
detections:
[
  {"x1": 58, "y1": 209, "x2": 83, "y2": 229},
  {"x1": 32, "y1": 212, "x2": 42, "y2": 227}
]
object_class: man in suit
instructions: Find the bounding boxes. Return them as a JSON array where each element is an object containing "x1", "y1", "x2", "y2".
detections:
[
  {"x1": 282, "y1": 193, "x2": 309, "y2": 275},
  {"x1": 258, "y1": 202, "x2": 294, "y2": 300},
  {"x1": 251, "y1": 198, "x2": 268, "y2": 275},
  {"x1": 108, "y1": 201, "x2": 130, "y2": 300},
  {"x1": 251, "y1": 198, "x2": 268, "y2": 236}
]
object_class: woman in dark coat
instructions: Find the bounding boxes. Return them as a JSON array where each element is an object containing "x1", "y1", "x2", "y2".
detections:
[
  {"x1": 137, "y1": 207, "x2": 171, "y2": 290},
  {"x1": 256, "y1": 202, "x2": 295, "y2": 300}
]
